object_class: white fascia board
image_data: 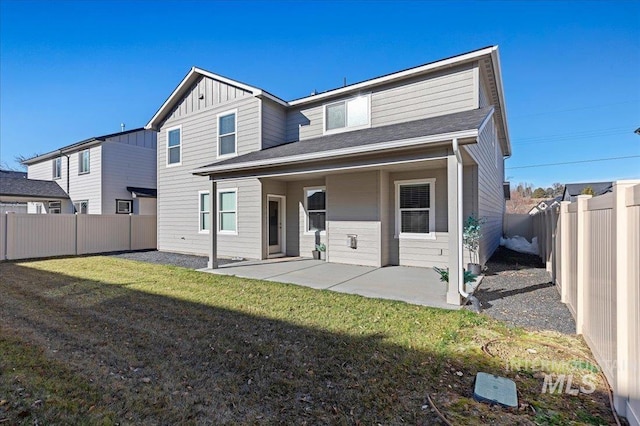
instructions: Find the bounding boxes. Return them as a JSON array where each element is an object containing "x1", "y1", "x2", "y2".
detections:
[
  {"x1": 477, "y1": 106, "x2": 496, "y2": 135},
  {"x1": 22, "y1": 140, "x2": 102, "y2": 165},
  {"x1": 289, "y1": 46, "x2": 497, "y2": 107},
  {"x1": 489, "y1": 47, "x2": 512, "y2": 156},
  {"x1": 192, "y1": 129, "x2": 478, "y2": 176}
]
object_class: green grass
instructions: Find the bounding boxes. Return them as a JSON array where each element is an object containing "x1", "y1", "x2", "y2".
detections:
[{"x1": 0, "y1": 257, "x2": 616, "y2": 425}]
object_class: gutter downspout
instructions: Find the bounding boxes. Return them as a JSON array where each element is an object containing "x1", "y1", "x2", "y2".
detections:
[{"x1": 452, "y1": 138, "x2": 468, "y2": 299}]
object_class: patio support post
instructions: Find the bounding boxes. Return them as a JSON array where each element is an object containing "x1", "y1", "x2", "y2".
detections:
[
  {"x1": 208, "y1": 179, "x2": 218, "y2": 269},
  {"x1": 446, "y1": 153, "x2": 463, "y2": 305}
]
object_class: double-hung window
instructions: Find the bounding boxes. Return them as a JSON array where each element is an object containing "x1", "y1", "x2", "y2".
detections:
[
  {"x1": 217, "y1": 110, "x2": 237, "y2": 157},
  {"x1": 218, "y1": 189, "x2": 237, "y2": 233},
  {"x1": 324, "y1": 95, "x2": 370, "y2": 134},
  {"x1": 74, "y1": 200, "x2": 89, "y2": 214},
  {"x1": 53, "y1": 157, "x2": 61, "y2": 179},
  {"x1": 167, "y1": 126, "x2": 181, "y2": 165},
  {"x1": 48, "y1": 201, "x2": 61, "y2": 214},
  {"x1": 396, "y1": 179, "x2": 435, "y2": 238},
  {"x1": 199, "y1": 191, "x2": 210, "y2": 233},
  {"x1": 305, "y1": 187, "x2": 326, "y2": 232},
  {"x1": 78, "y1": 150, "x2": 90, "y2": 174}
]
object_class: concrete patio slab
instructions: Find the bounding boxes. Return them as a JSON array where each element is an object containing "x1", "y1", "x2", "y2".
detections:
[
  {"x1": 206, "y1": 258, "x2": 322, "y2": 280},
  {"x1": 266, "y1": 261, "x2": 376, "y2": 289}
]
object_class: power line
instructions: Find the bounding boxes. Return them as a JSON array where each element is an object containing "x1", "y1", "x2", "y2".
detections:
[{"x1": 506, "y1": 155, "x2": 640, "y2": 170}]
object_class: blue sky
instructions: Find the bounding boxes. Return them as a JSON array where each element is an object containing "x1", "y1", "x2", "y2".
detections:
[{"x1": 1, "y1": 0, "x2": 638, "y2": 189}]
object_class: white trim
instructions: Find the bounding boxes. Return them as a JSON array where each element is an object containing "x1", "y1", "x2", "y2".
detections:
[
  {"x1": 477, "y1": 106, "x2": 495, "y2": 135},
  {"x1": 166, "y1": 125, "x2": 182, "y2": 167},
  {"x1": 490, "y1": 48, "x2": 512, "y2": 156},
  {"x1": 266, "y1": 194, "x2": 286, "y2": 257},
  {"x1": 198, "y1": 190, "x2": 210, "y2": 234},
  {"x1": 217, "y1": 187, "x2": 238, "y2": 235},
  {"x1": 116, "y1": 199, "x2": 132, "y2": 214},
  {"x1": 322, "y1": 94, "x2": 371, "y2": 136},
  {"x1": 289, "y1": 46, "x2": 498, "y2": 106},
  {"x1": 394, "y1": 178, "x2": 436, "y2": 239},
  {"x1": 303, "y1": 186, "x2": 326, "y2": 235},
  {"x1": 52, "y1": 157, "x2": 61, "y2": 180},
  {"x1": 73, "y1": 199, "x2": 89, "y2": 214},
  {"x1": 216, "y1": 109, "x2": 238, "y2": 159},
  {"x1": 78, "y1": 149, "x2": 90, "y2": 175},
  {"x1": 194, "y1": 129, "x2": 478, "y2": 175}
]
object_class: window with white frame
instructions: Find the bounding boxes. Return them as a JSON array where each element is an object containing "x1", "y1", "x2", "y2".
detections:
[
  {"x1": 396, "y1": 179, "x2": 435, "y2": 237},
  {"x1": 199, "y1": 191, "x2": 210, "y2": 232},
  {"x1": 218, "y1": 111, "x2": 237, "y2": 157},
  {"x1": 78, "y1": 150, "x2": 90, "y2": 174},
  {"x1": 325, "y1": 95, "x2": 369, "y2": 133},
  {"x1": 116, "y1": 199, "x2": 132, "y2": 214},
  {"x1": 73, "y1": 200, "x2": 89, "y2": 214},
  {"x1": 53, "y1": 157, "x2": 61, "y2": 179},
  {"x1": 167, "y1": 127, "x2": 181, "y2": 165},
  {"x1": 305, "y1": 187, "x2": 326, "y2": 232},
  {"x1": 48, "y1": 201, "x2": 61, "y2": 214},
  {"x1": 218, "y1": 189, "x2": 237, "y2": 233}
]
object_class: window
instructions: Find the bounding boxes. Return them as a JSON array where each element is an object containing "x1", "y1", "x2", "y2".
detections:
[
  {"x1": 78, "y1": 150, "x2": 90, "y2": 174},
  {"x1": 305, "y1": 187, "x2": 326, "y2": 232},
  {"x1": 116, "y1": 199, "x2": 132, "y2": 214},
  {"x1": 167, "y1": 126, "x2": 181, "y2": 165},
  {"x1": 199, "y1": 191, "x2": 210, "y2": 233},
  {"x1": 35, "y1": 204, "x2": 43, "y2": 214},
  {"x1": 48, "y1": 201, "x2": 61, "y2": 214},
  {"x1": 395, "y1": 179, "x2": 435, "y2": 238},
  {"x1": 217, "y1": 110, "x2": 237, "y2": 157},
  {"x1": 53, "y1": 157, "x2": 61, "y2": 179},
  {"x1": 218, "y1": 189, "x2": 237, "y2": 233},
  {"x1": 324, "y1": 95, "x2": 370, "y2": 133},
  {"x1": 74, "y1": 200, "x2": 89, "y2": 214}
]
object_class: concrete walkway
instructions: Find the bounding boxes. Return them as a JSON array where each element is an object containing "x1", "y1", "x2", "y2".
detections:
[{"x1": 200, "y1": 258, "x2": 457, "y2": 310}]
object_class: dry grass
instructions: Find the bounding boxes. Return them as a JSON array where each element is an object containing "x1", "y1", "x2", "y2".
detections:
[{"x1": 0, "y1": 256, "x2": 617, "y2": 425}]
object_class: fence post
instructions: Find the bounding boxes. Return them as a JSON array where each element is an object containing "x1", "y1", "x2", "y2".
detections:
[
  {"x1": 550, "y1": 207, "x2": 558, "y2": 283},
  {"x1": 559, "y1": 201, "x2": 570, "y2": 303},
  {"x1": 129, "y1": 213, "x2": 133, "y2": 251},
  {"x1": 74, "y1": 213, "x2": 78, "y2": 255},
  {"x1": 575, "y1": 194, "x2": 591, "y2": 334}
]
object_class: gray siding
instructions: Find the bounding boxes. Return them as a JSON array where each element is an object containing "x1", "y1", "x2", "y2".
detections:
[
  {"x1": 479, "y1": 76, "x2": 491, "y2": 108},
  {"x1": 262, "y1": 99, "x2": 287, "y2": 149},
  {"x1": 105, "y1": 129, "x2": 157, "y2": 149},
  {"x1": 464, "y1": 116, "x2": 504, "y2": 264},
  {"x1": 285, "y1": 64, "x2": 476, "y2": 142},
  {"x1": 285, "y1": 179, "x2": 326, "y2": 258},
  {"x1": 101, "y1": 141, "x2": 156, "y2": 215},
  {"x1": 157, "y1": 82, "x2": 262, "y2": 256}
]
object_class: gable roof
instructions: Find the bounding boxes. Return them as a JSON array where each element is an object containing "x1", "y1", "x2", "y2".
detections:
[
  {"x1": 0, "y1": 177, "x2": 69, "y2": 199},
  {"x1": 145, "y1": 46, "x2": 511, "y2": 156},
  {"x1": 0, "y1": 170, "x2": 27, "y2": 179},
  {"x1": 195, "y1": 106, "x2": 493, "y2": 175},
  {"x1": 562, "y1": 182, "x2": 613, "y2": 201}
]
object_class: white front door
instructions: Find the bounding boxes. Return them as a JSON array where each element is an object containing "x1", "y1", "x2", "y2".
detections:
[{"x1": 268, "y1": 196, "x2": 284, "y2": 255}]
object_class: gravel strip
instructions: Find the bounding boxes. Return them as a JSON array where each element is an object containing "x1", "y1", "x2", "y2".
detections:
[
  {"x1": 108, "y1": 250, "x2": 237, "y2": 269},
  {"x1": 475, "y1": 247, "x2": 576, "y2": 334}
]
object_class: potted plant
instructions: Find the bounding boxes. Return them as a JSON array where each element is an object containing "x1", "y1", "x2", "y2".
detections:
[
  {"x1": 316, "y1": 243, "x2": 326, "y2": 261},
  {"x1": 463, "y1": 215, "x2": 484, "y2": 275}
]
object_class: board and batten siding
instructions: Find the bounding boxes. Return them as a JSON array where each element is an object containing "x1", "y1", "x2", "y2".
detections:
[
  {"x1": 101, "y1": 141, "x2": 156, "y2": 215},
  {"x1": 285, "y1": 64, "x2": 476, "y2": 142},
  {"x1": 464, "y1": 116, "x2": 504, "y2": 264},
  {"x1": 105, "y1": 129, "x2": 157, "y2": 149},
  {"x1": 157, "y1": 80, "x2": 262, "y2": 257},
  {"x1": 262, "y1": 99, "x2": 287, "y2": 149}
]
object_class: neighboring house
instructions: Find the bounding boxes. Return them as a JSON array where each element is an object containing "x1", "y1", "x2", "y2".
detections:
[
  {"x1": 562, "y1": 182, "x2": 613, "y2": 202},
  {"x1": 23, "y1": 128, "x2": 157, "y2": 215},
  {"x1": 528, "y1": 197, "x2": 561, "y2": 215},
  {"x1": 145, "y1": 45, "x2": 511, "y2": 304},
  {"x1": 0, "y1": 169, "x2": 71, "y2": 214}
]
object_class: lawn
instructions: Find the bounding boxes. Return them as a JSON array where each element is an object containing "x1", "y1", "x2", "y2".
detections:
[{"x1": 0, "y1": 257, "x2": 616, "y2": 425}]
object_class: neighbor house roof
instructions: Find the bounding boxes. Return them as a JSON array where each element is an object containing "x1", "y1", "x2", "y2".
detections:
[
  {"x1": 194, "y1": 106, "x2": 493, "y2": 175},
  {"x1": 127, "y1": 187, "x2": 157, "y2": 198},
  {"x1": 0, "y1": 170, "x2": 27, "y2": 179},
  {"x1": 562, "y1": 182, "x2": 613, "y2": 201},
  {"x1": 0, "y1": 177, "x2": 69, "y2": 199},
  {"x1": 22, "y1": 128, "x2": 146, "y2": 165}
]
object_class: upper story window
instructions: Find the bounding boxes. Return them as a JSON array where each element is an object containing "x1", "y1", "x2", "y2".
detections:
[
  {"x1": 324, "y1": 95, "x2": 370, "y2": 134},
  {"x1": 217, "y1": 110, "x2": 237, "y2": 158},
  {"x1": 305, "y1": 187, "x2": 326, "y2": 233},
  {"x1": 395, "y1": 179, "x2": 435, "y2": 239},
  {"x1": 78, "y1": 150, "x2": 90, "y2": 174},
  {"x1": 53, "y1": 157, "x2": 61, "y2": 179},
  {"x1": 167, "y1": 126, "x2": 181, "y2": 166}
]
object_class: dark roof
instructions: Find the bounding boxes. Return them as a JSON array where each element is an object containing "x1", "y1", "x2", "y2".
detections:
[
  {"x1": 0, "y1": 170, "x2": 27, "y2": 179},
  {"x1": 197, "y1": 106, "x2": 493, "y2": 172},
  {"x1": 562, "y1": 182, "x2": 612, "y2": 201},
  {"x1": 127, "y1": 187, "x2": 157, "y2": 198},
  {"x1": 0, "y1": 177, "x2": 69, "y2": 199}
]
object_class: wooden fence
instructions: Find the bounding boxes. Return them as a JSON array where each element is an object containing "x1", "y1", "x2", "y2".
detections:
[
  {"x1": 0, "y1": 213, "x2": 157, "y2": 261},
  {"x1": 533, "y1": 181, "x2": 640, "y2": 425}
]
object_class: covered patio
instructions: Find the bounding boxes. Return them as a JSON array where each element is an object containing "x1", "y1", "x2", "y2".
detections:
[{"x1": 201, "y1": 257, "x2": 471, "y2": 310}]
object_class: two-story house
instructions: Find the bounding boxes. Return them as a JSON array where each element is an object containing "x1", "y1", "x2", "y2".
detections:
[
  {"x1": 145, "y1": 46, "x2": 511, "y2": 304},
  {"x1": 24, "y1": 128, "x2": 157, "y2": 215}
]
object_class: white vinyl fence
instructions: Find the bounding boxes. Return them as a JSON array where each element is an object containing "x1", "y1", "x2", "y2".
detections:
[
  {"x1": 533, "y1": 181, "x2": 640, "y2": 426},
  {"x1": 0, "y1": 213, "x2": 157, "y2": 261}
]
